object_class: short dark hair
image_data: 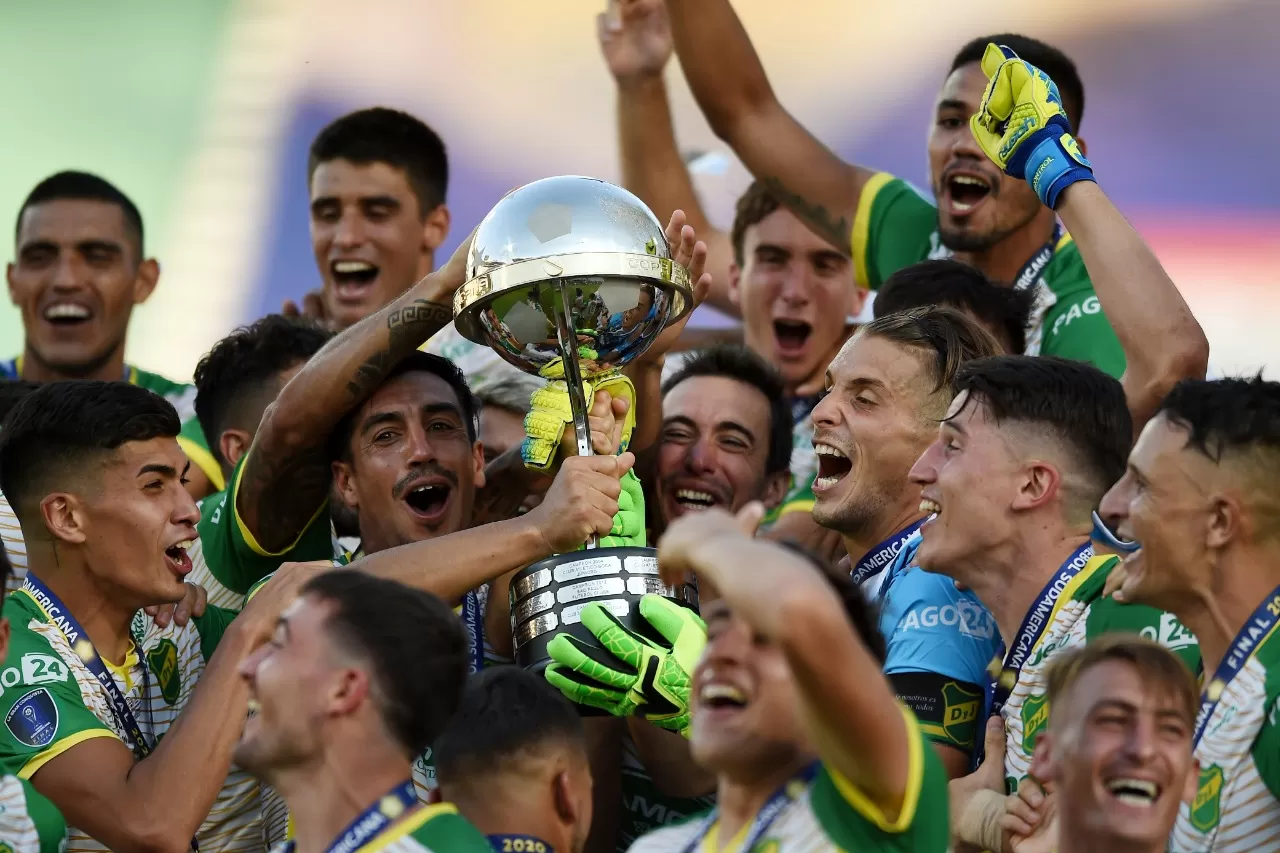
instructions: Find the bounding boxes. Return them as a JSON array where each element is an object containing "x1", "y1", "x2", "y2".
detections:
[
  {"x1": 1157, "y1": 376, "x2": 1280, "y2": 463},
  {"x1": 0, "y1": 542, "x2": 11, "y2": 593},
  {"x1": 776, "y1": 539, "x2": 885, "y2": 664},
  {"x1": 309, "y1": 108, "x2": 449, "y2": 216},
  {"x1": 301, "y1": 570, "x2": 468, "y2": 757},
  {"x1": 0, "y1": 380, "x2": 42, "y2": 425},
  {"x1": 662, "y1": 344, "x2": 791, "y2": 475},
  {"x1": 434, "y1": 666, "x2": 586, "y2": 797},
  {"x1": 858, "y1": 307, "x2": 1003, "y2": 402},
  {"x1": 16, "y1": 171, "x2": 145, "y2": 258},
  {"x1": 874, "y1": 260, "x2": 1034, "y2": 355},
  {"x1": 952, "y1": 356, "x2": 1131, "y2": 514},
  {"x1": 0, "y1": 381, "x2": 180, "y2": 522},
  {"x1": 950, "y1": 35, "x2": 1085, "y2": 132},
  {"x1": 729, "y1": 180, "x2": 782, "y2": 267},
  {"x1": 194, "y1": 315, "x2": 333, "y2": 469},
  {"x1": 331, "y1": 351, "x2": 479, "y2": 462}
]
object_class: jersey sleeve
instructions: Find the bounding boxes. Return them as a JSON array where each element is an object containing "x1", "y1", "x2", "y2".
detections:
[
  {"x1": 18, "y1": 777, "x2": 67, "y2": 853},
  {"x1": 808, "y1": 706, "x2": 951, "y2": 851},
  {"x1": 1083, "y1": 596, "x2": 1202, "y2": 673},
  {"x1": 191, "y1": 605, "x2": 241, "y2": 661},
  {"x1": 405, "y1": 806, "x2": 494, "y2": 853},
  {"x1": 850, "y1": 174, "x2": 938, "y2": 290},
  {"x1": 1038, "y1": 242, "x2": 1126, "y2": 379},
  {"x1": 176, "y1": 416, "x2": 225, "y2": 493},
  {"x1": 0, "y1": 608, "x2": 119, "y2": 780},
  {"x1": 880, "y1": 565, "x2": 998, "y2": 753},
  {"x1": 772, "y1": 474, "x2": 815, "y2": 520},
  {"x1": 197, "y1": 452, "x2": 334, "y2": 595}
]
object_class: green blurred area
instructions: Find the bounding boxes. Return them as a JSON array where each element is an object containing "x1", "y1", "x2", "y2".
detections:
[{"x1": 0, "y1": 1, "x2": 231, "y2": 356}]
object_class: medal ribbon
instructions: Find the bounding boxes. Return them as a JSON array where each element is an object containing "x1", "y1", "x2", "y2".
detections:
[
  {"x1": 283, "y1": 780, "x2": 417, "y2": 853},
  {"x1": 488, "y1": 836, "x2": 553, "y2": 853},
  {"x1": 459, "y1": 590, "x2": 484, "y2": 674},
  {"x1": 988, "y1": 543, "x2": 1093, "y2": 716},
  {"x1": 850, "y1": 519, "x2": 926, "y2": 587},
  {"x1": 1011, "y1": 223, "x2": 1064, "y2": 293},
  {"x1": 20, "y1": 575, "x2": 152, "y2": 759},
  {"x1": 1193, "y1": 585, "x2": 1280, "y2": 747},
  {"x1": 677, "y1": 762, "x2": 818, "y2": 853}
]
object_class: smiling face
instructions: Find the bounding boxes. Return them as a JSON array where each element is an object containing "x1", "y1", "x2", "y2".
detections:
[
  {"x1": 690, "y1": 598, "x2": 810, "y2": 777},
  {"x1": 1098, "y1": 416, "x2": 1216, "y2": 612},
  {"x1": 656, "y1": 375, "x2": 787, "y2": 526},
  {"x1": 310, "y1": 160, "x2": 442, "y2": 330},
  {"x1": 809, "y1": 334, "x2": 942, "y2": 537},
  {"x1": 332, "y1": 371, "x2": 484, "y2": 555},
  {"x1": 928, "y1": 63, "x2": 1043, "y2": 255},
  {"x1": 235, "y1": 594, "x2": 341, "y2": 776},
  {"x1": 909, "y1": 391, "x2": 1027, "y2": 580},
  {"x1": 7, "y1": 199, "x2": 156, "y2": 378},
  {"x1": 730, "y1": 208, "x2": 859, "y2": 394},
  {"x1": 1036, "y1": 659, "x2": 1196, "y2": 849},
  {"x1": 51, "y1": 437, "x2": 199, "y2": 607}
]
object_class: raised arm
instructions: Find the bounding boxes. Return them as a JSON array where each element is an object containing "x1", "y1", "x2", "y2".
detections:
[
  {"x1": 1054, "y1": 182, "x2": 1208, "y2": 431},
  {"x1": 28, "y1": 567, "x2": 314, "y2": 853},
  {"x1": 236, "y1": 240, "x2": 469, "y2": 553},
  {"x1": 658, "y1": 507, "x2": 913, "y2": 819},
  {"x1": 661, "y1": 0, "x2": 872, "y2": 251},
  {"x1": 601, "y1": 0, "x2": 735, "y2": 312}
]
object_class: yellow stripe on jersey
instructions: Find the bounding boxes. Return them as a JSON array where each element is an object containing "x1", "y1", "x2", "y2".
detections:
[
  {"x1": 1055, "y1": 230, "x2": 1074, "y2": 253},
  {"x1": 851, "y1": 172, "x2": 895, "y2": 289},
  {"x1": 1035, "y1": 555, "x2": 1114, "y2": 657},
  {"x1": 828, "y1": 704, "x2": 925, "y2": 833},
  {"x1": 362, "y1": 804, "x2": 459, "y2": 853},
  {"x1": 697, "y1": 815, "x2": 753, "y2": 853},
  {"x1": 19, "y1": 729, "x2": 119, "y2": 779},
  {"x1": 230, "y1": 450, "x2": 328, "y2": 557},
  {"x1": 178, "y1": 435, "x2": 226, "y2": 492},
  {"x1": 775, "y1": 499, "x2": 815, "y2": 518},
  {"x1": 103, "y1": 642, "x2": 141, "y2": 693}
]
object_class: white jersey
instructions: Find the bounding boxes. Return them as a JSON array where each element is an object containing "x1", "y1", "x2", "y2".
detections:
[
  {"x1": 1, "y1": 492, "x2": 28, "y2": 590},
  {"x1": 1170, "y1": 631, "x2": 1280, "y2": 852},
  {"x1": 0, "y1": 774, "x2": 65, "y2": 853}
]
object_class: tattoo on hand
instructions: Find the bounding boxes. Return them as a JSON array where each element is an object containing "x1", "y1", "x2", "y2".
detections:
[
  {"x1": 761, "y1": 177, "x2": 852, "y2": 253},
  {"x1": 345, "y1": 300, "x2": 452, "y2": 400}
]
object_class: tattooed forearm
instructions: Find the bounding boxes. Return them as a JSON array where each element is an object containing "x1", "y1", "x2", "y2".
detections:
[
  {"x1": 760, "y1": 177, "x2": 852, "y2": 255},
  {"x1": 237, "y1": 445, "x2": 336, "y2": 554},
  {"x1": 344, "y1": 299, "x2": 453, "y2": 401}
]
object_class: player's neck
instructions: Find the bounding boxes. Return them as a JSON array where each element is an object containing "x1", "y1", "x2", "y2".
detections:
[
  {"x1": 953, "y1": 209, "x2": 1059, "y2": 285},
  {"x1": 1060, "y1": 828, "x2": 1166, "y2": 853},
  {"x1": 30, "y1": 556, "x2": 137, "y2": 664},
  {"x1": 841, "y1": 503, "x2": 926, "y2": 572},
  {"x1": 715, "y1": 754, "x2": 812, "y2": 846},
  {"x1": 1177, "y1": 546, "x2": 1280, "y2": 675},
  {"x1": 19, "y1": 344, "x2": 127, "y2": 384},
  {"x1": 972, "y1": 528, "x2": 1090, "y2": 648},
  {"x1": 277, "y1": 742, "x2": 413, "y2": 853},
  {"x1": 458, "y1": 778, "x2": 567, "y2": 853}
]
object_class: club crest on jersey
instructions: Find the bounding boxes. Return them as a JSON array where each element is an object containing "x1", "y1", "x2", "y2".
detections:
[
  {"x1": 942, "y1": 681, "x2": 982, "y2": 748},
  {"x1": 1021, "y1": 694, "x2": 1049, "y2": 753},
  {"x1": 6, "y1": 688, "x2": 59, "y2": 748},
  {"x1": 1191, "y1": 764, "x2": 1224, "y2": 832},
  {"x1": 146, "y1": 640, "x2": 181, "y2": 705}
]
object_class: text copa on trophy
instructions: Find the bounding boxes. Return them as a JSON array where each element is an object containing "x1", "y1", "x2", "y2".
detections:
[{"x1": 453, "y1": 176, "x2": 700, "y2": 673}]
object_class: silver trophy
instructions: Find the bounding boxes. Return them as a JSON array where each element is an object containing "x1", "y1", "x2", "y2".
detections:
[{"x1": 454, "y1": 176, "x2": 699, "y2": 672}]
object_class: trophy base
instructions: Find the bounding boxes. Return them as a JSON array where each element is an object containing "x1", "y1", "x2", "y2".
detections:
[{"x1": 509, "y1": 546, "x2": 698, "y2": 712}]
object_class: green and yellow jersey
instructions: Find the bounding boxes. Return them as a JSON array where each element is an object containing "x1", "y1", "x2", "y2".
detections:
[
  {"x1": 187, "y1": 452, "x2": 338, "y2": 610},
  {"x1": 1170, "y1": 621, "x2": 1280, "y2": 851},
  {"x1": 0, "y1": 775, "x2": 66, "y2": 853},
  {"x1": 267, "y1": 803, "x2": 491, "y2": 853},
  {"x1": 1002, "y1": 554, "x2": 1200, "y2": 792},
  {"x1": 627, "y1": 707, "x2": 949, "y2": 853},
  {"x1": 0, "y1": 586, "x2": 261, "y2": 853},
  {"x1": 0, "y1": 357, "x2": 222, "y2": 491},
  {"x1": 850, "y1": 174, "x2": 1126, "y2": 378},
  {"x1": 618, "y1": 734, "x2": 716, "y2": 852}
]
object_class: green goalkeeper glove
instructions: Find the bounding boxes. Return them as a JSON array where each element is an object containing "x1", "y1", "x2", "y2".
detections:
[{"x1": 545, "y1": 594, "x2": 705, "y2": 737}]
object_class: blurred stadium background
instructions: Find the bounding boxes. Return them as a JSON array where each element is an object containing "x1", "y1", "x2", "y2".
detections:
[{"x1": 1, "y1": 0, "x2": 1275, "y2": 378}]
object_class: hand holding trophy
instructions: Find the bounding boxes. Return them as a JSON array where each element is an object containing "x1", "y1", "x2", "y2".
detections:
[{"x1": 452, "y1": 176, "x2": 700, "y2": 675}]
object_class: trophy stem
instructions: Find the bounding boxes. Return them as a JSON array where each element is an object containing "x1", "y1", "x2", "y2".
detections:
[{"x1": 551, "y1": 282, "x2": 599, "y2": 550}]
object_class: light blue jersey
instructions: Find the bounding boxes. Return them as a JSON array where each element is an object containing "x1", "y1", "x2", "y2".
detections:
[{"x1": 875, "y1": 532, "x2": 1000, "y2": 755}]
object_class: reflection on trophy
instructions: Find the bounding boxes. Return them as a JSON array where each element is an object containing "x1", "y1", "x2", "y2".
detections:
[{"x1": 453, "y1": 176, "x2": 700, "y2": 673}]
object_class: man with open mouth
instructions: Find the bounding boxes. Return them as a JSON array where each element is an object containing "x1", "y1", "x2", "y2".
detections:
[
  {"x1": 906, "y1": 355, "x2": 1200, "y2": 850},
  {"x1": 1098, "y1": 377, "x2": 1280, "y2": 852},
  {"x1": 3, "y1": 171, "x2": 223, "y2": 500},
  {"x1": 0, "y1": 379, "x2": 315, "y2": 853},
  {"x1": 1004, "y1": 635, "x2": 1199, "y2": 853}
]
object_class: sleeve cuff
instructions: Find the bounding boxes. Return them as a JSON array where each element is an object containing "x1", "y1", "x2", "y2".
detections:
[
  {"x1": 20, "y1": 729, "x2": 121, "y2": 779},
  {"x1": 826, "y1": 704, "x2": 925, "y2": 834}
]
